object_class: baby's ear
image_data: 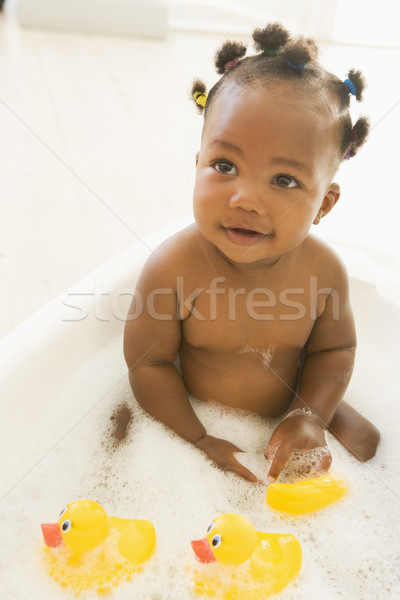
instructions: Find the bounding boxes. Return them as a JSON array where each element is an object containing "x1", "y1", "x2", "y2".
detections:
[
  {"x1": 322, "y1": 182, "x2": 341, "y2": 216},
  {"x1": 314, "y1": 183, "x2": 341, "y2": 225},
  {"x1": 195, "y1": 151, "x2": 200, "y2": 166}
]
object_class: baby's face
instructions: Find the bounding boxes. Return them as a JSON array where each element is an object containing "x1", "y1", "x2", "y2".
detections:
[{"x1": 193, "y1": 82, "x2": 340, "y2": 268}]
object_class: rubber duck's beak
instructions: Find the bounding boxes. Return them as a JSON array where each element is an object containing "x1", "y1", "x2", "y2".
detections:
[
  {"x1": 41, "y1": 523, "x2": 64, "y2": 547},
  {"x1": 191, "y1": 538, "x2": 216, "y2": 563}
]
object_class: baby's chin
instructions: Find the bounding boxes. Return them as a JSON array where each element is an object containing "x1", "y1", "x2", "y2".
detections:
[{"x1": 218, "y1": 247, "x2": 282, "y2": 270}]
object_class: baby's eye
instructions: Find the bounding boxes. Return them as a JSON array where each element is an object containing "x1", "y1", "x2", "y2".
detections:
[
  {"x1": 273, "y1": 174, "x2": 299, "y2": 189},
  {"x1": 214, "y1": 160, "x2": 238, "y2": 176}
]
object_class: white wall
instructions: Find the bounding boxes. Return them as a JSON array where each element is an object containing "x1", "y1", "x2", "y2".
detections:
[{"x1": 171, "y1": 0, "x2": 400, "y2": 47}]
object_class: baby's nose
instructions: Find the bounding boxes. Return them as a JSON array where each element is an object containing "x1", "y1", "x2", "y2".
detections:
[{"x1": 229, "y1": 183, "x2": 269, "y2": 214}]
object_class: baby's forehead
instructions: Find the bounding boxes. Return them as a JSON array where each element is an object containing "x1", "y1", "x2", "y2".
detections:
[
  {"x1": 205, "y1": 79, "x2": 339, "y2": 132},
  {"x1": 201, "y1": 81, "x2": 342, "y2": 168}
]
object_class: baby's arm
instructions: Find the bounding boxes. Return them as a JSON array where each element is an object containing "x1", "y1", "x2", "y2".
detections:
[
  {"x1": 123, "y1": 243, "x2": 257, "y2": 482},
  {"x1": 266, "y1": 255, "x2": 356, "y2": 481}
]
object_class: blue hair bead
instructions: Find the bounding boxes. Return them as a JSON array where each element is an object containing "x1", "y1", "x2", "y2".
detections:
[
  {"x1": 286, "y1": 60, "x2": 306, "y2": 70},
  {"x1": 344, "y1": 78, "x2": 357, "y2": 96}
]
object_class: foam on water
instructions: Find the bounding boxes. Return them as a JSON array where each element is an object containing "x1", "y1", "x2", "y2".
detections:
[{"x1": 1, "y1": 336, "x2": 400, "y2": 599}]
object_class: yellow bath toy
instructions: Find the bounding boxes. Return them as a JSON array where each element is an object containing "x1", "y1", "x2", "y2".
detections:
[
  {"x1": 41, "y1": 499, "x2": 156, "y2": 595},
  {"x1": 266, "y1": 473, "x2": 348, "y2": 515},
  {"x1": 190, "y1": 513, "x2": 302, "y2": 598}
]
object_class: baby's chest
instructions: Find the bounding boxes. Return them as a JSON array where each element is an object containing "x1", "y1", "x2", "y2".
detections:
[{"x1": 180, "y1": 284, "x2": 317, "y2": 353}]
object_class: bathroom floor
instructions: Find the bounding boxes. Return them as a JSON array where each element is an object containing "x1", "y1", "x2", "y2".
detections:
[{"x1": 1, "y1": 3, "x2": 399, "y2": 339}]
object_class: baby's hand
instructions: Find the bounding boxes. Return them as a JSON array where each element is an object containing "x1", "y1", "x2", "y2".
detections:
[
  {"x1": 195, "y1": 434, "x2": 259, "y2": 482},
  {"x1": 265, "y1": 414, "x2": 332, "y2": 482}
]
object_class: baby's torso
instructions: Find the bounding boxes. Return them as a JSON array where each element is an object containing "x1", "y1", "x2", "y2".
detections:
[{"x1": 167, "y1": 227, "x2": 339, "y2": 416}]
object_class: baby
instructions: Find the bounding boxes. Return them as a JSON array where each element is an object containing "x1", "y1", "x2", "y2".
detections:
[{"x1": 123, "y1": 23, "x2": 380, "y2": 483}]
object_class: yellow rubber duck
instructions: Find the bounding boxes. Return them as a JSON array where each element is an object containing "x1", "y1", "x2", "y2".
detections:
[
  {"x1": 41, "y1": 499, "x2": 156, "y2": 595},
  {"x1": 266, "y1": 473, "x2": 348, "y2": 515},
  {"x1": 190, "y1": 513, "x2": 302, "y2": 598}
]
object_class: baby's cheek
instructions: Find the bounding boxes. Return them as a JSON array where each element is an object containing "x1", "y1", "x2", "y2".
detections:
[{"x1": 266, "y1": 446, "x2": 331, "y2": 483}]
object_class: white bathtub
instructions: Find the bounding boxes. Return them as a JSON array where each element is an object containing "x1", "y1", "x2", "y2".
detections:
[{"x1": 1, "y1": 219, "x2": 399, "y2": 599}]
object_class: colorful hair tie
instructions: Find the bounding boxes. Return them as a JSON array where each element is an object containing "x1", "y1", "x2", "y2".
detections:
[
  {"x1": 344, "y1": 78, "x2": 357, "y2": 96},
  {"x1": 194, "y1": 91, "x2": 207, "y2": 108},
  {"x1": 263, "y1": 49, "x2": 279, "y2": 56},
  {"x1": 224, "y1": 57, "x2": 241, "y2": 71},
  {"x1": 287, "y1": 60, "x2": 306, "y2": 70}
]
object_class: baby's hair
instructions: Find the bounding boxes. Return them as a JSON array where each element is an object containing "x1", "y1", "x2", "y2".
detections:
[{"x1": 191, "y1": 22, "x2": 369, "y2": 160}]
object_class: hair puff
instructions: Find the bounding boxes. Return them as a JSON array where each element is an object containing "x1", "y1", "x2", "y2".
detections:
[
  {"x1": 347, "y1": 116, "x2": 370, "y2": 158},
  {"x1": 214, "y1": 41, "x2": 247, "y2": 75},
  {"x1": 346, "y1": 69, "x2": 366, "y2": 101},
  {"x1": 280, "y1": 37, "x2": 317, "y2": 69},
  {"x1": 191, "y1": 79, "x2": 207, "y2": 112},
  {"x1": 305, "y1": 37, "x2": 319, "y2": 60},
  {"x1": 252, "y1": 22, "x2": 290, "y2": 53}
]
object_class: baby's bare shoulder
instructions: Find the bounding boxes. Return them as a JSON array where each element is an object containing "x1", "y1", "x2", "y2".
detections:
[
  {"x1": 152, "y1": 223, "x2": 201, "y2": 266},
  {"x1": 138, "y1": 224, "x2": 201, "y2": 286},
  {"x1": 303, "y1": 235, "x2": 349, "y2": 285}
]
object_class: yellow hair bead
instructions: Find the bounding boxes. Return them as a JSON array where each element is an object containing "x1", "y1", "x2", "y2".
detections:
[{"x1": 194, "y1": 91, "x2": 207, "y2": 108}]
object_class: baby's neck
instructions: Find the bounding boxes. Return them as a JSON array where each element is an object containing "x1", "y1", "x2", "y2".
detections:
[
  {"x1": 215, "y1": 245, "x2": 300, "y2": 282},
  {"x1": 222, "y1": 253, "x2": 283, "y2": 272}
]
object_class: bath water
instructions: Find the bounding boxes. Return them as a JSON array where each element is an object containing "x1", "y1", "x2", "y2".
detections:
[{"x1": 0, "y1": 333, "x2": 399, "y2": 599}]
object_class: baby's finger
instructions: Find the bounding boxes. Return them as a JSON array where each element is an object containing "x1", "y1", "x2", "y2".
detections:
[
  {"x1": 264, "y1": 426, "x2": 284, "y2": 460},
  {"x1": 267, "y1": 443, "x2": 293, "y2": 482},
  {"x1": 264, "y1": 438, "x2": 280, "y2": 462}
]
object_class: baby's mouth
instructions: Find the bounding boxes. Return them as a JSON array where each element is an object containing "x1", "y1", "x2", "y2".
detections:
[{"x1": 223, "y1": 226, "x2": 267, "y2": 246}]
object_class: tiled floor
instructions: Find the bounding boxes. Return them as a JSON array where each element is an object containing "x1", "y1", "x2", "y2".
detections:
[{"x1": 1, "y1": 5, "x2": 399, "y2": 339}]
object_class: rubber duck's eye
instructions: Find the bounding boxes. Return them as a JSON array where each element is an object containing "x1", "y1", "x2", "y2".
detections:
[
  {"x1": 207, "y1": 522, "x2": 214, "y2": 534},
  {"x1": 211, "y1": 534, "x2": 222, "y2": 548},
  {"x1": 61, "y1": 520, "x2": 72, "y2": 533},
  {"x1": 59, "y1": 507, "x2": 66, "y2": 517}
]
